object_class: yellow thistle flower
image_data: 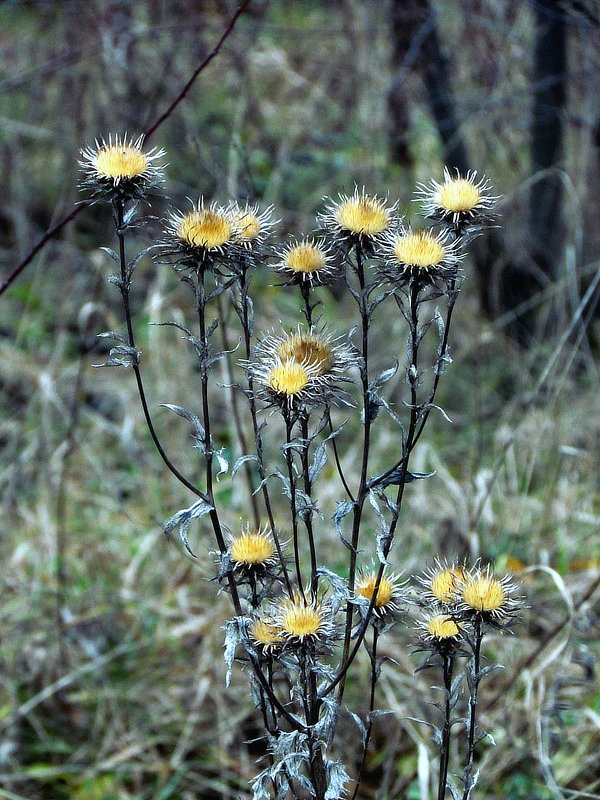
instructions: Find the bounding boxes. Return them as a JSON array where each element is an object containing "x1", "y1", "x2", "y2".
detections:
[
  {"x1": 276, "y1": 332, "x2": 334, "y2": 377},
  {"x1": 275, "y1": 596, "x2": 335, "y2": 644},
  {"x1": 415, "y1": 168, "x2": 500, "y2": 224},
  {"x1": 355, "y1": 570, "x2": 404, "y2": 614},
  {"x1": 320, "y1": 187, "x2": 396, "y2": 241},
  {"x1": 418, "y1": 560, "x2": 466, "y2": 605},
  {"x1": 250, "y1": 618, "x2": 285, "y2": 652},
  {"x1": 462, "y1": 575, "x2": 504, "y2": 612},
  {"x1": 245, "y1": 326, "x2": 356, "y2": 410},
  {"x1": 266, "y1": 359, "x2": 311, "y2": 396},
  {"x1": 424, "y1": 613, "x2": 460, "y2": 640},
  {"x1": 379, "y1": 225, "x2": 461, "y2": 286},
  {"x1": 231, "y1": 203, "x2": 276, "y2": 249},
  {"x1": 79, "y1": 133, "x2": 165, "y2": 199},
  {"x1": 458, "y1": 565, "x2": 520, "y2": 620},
  {"x1": 175, "y1": 204, "x2": 234, "y2": 251},
  {"x1": 276, "y1": 238, "x2": 335, "y2": 284},
  {"x1": 229, "y1": 525, "x2": 276, "y2": 567}
]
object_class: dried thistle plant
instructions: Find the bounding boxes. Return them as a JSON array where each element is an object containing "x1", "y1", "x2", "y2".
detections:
[{"x1": 80, "y1": 133, "x2": 520, "y2": 800}]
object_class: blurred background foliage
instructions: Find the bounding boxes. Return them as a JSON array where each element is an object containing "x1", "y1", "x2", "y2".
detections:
[{"x1": 0, "y1": 1, "x2": 599, "y2": 799}]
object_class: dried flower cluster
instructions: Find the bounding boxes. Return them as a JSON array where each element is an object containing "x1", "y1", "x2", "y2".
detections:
[{"x1": 81, "y1": 133, "x2": 513, "y2": 800}]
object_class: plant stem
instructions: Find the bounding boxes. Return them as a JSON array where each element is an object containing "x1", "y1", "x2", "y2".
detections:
[
  {"x1": 217, "y1": 294, "x2": 261, "y2": 527},
  {"x1": 350, "y1": 626, "x2": 379, "y2": 800},
  {"x1": 284, "y1": 412, "x2": 304, "y2": 597},
  {"x1": 462, "y1": 616, "x2": 483, "y2": 800},
  {"x1": 438, "y1": 653, "x2": 455, "y2": 800},
  {"x1": 300, "y1": 412, "x2": 319, "y2": 598},
  {"x1": 112, "y1": 201, "x2": 210, "y2": 503},
  {"x1": 238, "y1": 263, "x2": 293, "y2": 595},
  {"x1": 337, "y1": 243, "x2": 373, "y2": 706}
]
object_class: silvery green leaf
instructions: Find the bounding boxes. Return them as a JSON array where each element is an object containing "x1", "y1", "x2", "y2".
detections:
[
  {"x1": 127, "y1": 245, "x2": 158, "y2": 273},
  {"x1": 349, "y1": 711, "x2": 367, "y2": 746},
  {"x1": 376, "y1": 394, "x2": 405, "y2": 429},
  {"x1": 417, "y1": 317, "x2": 434, "y2": 345},
  {"x1": 369, "y1": 362, "x2": 398, "y2": 392},
  {"x1": 245, "y1": 295, "x2": 254, "y2": 333},
  {"x1": 316, "y1": 568, "x2": 348, "y2": 614},
  {"x1": 92, "y1": 344, "x2": 140, "y2": 368},
  {"x1": 406, "y1": 716, "x2": 436, "y2": 730},
  {"x1": 99, "y1": 246, "x2": 120, "y2": 263},
  {"x1": 206, "y1": 317, "x2": 219, "y2": 339},
  {"x1": 367, "y1": 466, "x2": 435, "y2": 489},
  {"x1": 435, "y1": 306, "x2": 445, "y2": 339},
  {"x1": 478, "y1": 663, "x2": 504, "y2": 679},
  {"x1": 447, "y1": 778, "x2": 462, "y2": 800},
  {"x1": 422, "y1": 403, "x2": 453, "y2": 423},
  {"x1": 96, "y1": 330, "x2": 127, "y2": 343},
  {"x1": 333, "y1": 500, "x2": 357, "y2": 552},
  {"x1": 295, "y1": 489, "x2": 319, "y2": 522},
  {"x1": 223, "y1": 616, "x2": 248, "y2": 687},
  {"x1": 368, "y1": 709, "x2": 394, "y2": 722},
  {"x1": 163, "y1": 498, "x2": 214, "y2": 556},
  {"x1": 122, "y1": 203, "x2": 139, "y2": 226},
  {"x1": 368, "y1": 490, "x2": 392, "y2": 565},
  {"x1": 214, "y1": 449, "x2": 228, "y2": 481},
  {"x1": 160, "y1": 404, "x2": 206, "y2": 449},
  {"x1": 152, "y1": 320, "x2": 193, "y2": 336},
  {"x1": 216, "y1": 550, "x2": 232, "y2": 580},
  {"x1": 107, "y1": 273, "x2": 122, "y2": 288},
  {"x1": 308, "y1": 441, "x2": 328, "y2": 484},
  {"x1": 450, "y1": 673, "x2": 464, "y2": 703},
  {"x1": 232, "y1": 454, "x2": 259, "y2": 477},
  {"x1": 434, "y1": 349, "x2": 453, "y2": 377},
  {"x1": 325, "y1": 760, "x2": 349, "y2": 800},
  {"x1": 308, "y1": 420, "x2": 347, "y2": 483},
  {"x1": 368, "y1": 287, "x2": 395, "y2": 315}
]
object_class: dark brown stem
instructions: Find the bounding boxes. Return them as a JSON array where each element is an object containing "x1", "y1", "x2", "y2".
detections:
[
  {"x1": 0, "y1": 1, "x2": 251, "y2": 300},
  {"x1": 350, "y1": 626, "x2": 380, "y2": 800},
  {"x1": 438, "y1": 653, "x2": 455, "y2": 800},
  {"x1": 284, "y1": 412, "x2": 304, "y2": 597},
  {"x1": 462, "y1": 617, "x2": 483, "y2": 800},
  {"x1": 300, "y1": 413, "x2": 319, "y2": 598},
  {"x1": 217, "y1": 295, "x2": 260, "y2": 526}
]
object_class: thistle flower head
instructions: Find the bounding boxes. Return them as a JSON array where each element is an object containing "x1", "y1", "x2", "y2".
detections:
[
  {"x1": 355, "y1": 569, "x2": 405, "y2": 615},
  {"x1": 378, "y1": 225, "x2": 462, "y2": 288},
  {"x1": 423, "y1": 612, "x2": 461, "y2": 641},
  {"x1": 458, "y1": 565, "x2": 520, "y2": 621},
  {"x1": 415, "y1": 168, "x2": 500, "y2": 225},
  {"x1": 276, "y1": 238, "x2": 336, "y2": 285},
  {"x1": 266, "y1": 359, "x2": 313, "y2": 396},
  {"x1": 229, "y1": 524, "x2": 276, "y2": 569},
  {"x1": 250, "y1": 616, "x2": 285, "y2": 653},
  {"x1": 244, "y1": 326, "x2": 357, "y2": 410},
  {"x1": 79, "y1": 133, "x2": 165, "y2": 201},
  {"x1": 276, "y1": 332, "x2": 334, "y2": 376},
  {"x1": 161, "y1": 199, "x2": 241, "y2": 267},
  {"x1": 231, "y1": 202, "x2": 277, "y2": 250},
  {"x1": 274, "y1": 595, "x2": 336, "y2": 646},
  {"x1": 319, "y1": 187, "x2": 396, "y2": 242},
  {"x1": 417, "y1": 560, "x2": 467, "y2": 606}
]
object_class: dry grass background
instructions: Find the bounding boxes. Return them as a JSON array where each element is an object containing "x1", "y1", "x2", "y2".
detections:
[{"x1": 0, "y1": 2, "x2": 599, "y2": 799}]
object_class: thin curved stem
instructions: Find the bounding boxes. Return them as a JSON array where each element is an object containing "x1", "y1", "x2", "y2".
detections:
[
  {"x1": 113, "y1": 201, "x2": 210, "y2": 503},
  {"x1": 350, "y1": 626, "x2": 379, "y2": 800},
  {"x1": 284, "y1": 412, "x2": 304, "y2": 597}
]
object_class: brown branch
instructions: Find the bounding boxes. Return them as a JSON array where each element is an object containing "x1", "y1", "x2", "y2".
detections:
[{"x1": 0, "y1": 0, "x2": 251, "y2": 300}]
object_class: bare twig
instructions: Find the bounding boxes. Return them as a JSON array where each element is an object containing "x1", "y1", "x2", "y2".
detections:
[{"x1": 0, "y1": 0, "x2": 251, "y2": 299}]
